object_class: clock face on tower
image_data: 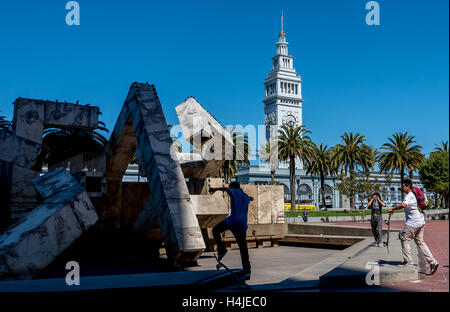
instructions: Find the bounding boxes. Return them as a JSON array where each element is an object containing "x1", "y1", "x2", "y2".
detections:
[{"x1": 282, "y1": 113, "x2": 297, "y2": 127}]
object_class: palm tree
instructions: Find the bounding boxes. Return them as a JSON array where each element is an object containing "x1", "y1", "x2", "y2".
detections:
[
  {"x1": 217, "y1": 129, "x2": 250, "y2": 183},
  {"x1": 305, "y1": 144, "x2": 335, "y2": 209},
  {"x1": 42, "y1": 121, "x2": 109, "y2": 167},
  {"x1": 433, "y1": 141, "x2": 449, "y2": 153},
  {"x1": 331, "y1": 132, "x2": 370, "y2": 209},
  {"x1": 359, "y1": 145, "x2": 377, "y2": 221},
  {"x1": 377, "y1": 132, "x2": 424, "y2": 200},
  {"x1": 258, "y1": 140, "x2": 278, "y2": 185},
  {"x1": 407, "y1": 152, "x2": 426, "y2": 181},
  {"x1": 0, "y1": 115, "x2": 10, "y2": 131},
  {"x1": 278, "y1": 124, "x2": 314, "y2": 212}
]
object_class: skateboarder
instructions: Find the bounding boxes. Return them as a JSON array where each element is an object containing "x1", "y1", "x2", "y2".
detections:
[
  {"x1": 388, "y1": 179, "x2": 439, "y2": 275},
  {"x1": 368, "y1": 192, "x2": 386, "y2": 247},
  {"x1": 210, "y1": 182, "x2": 253, "y2": 279}
]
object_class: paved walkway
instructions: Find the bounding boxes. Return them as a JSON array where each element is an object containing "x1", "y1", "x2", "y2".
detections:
[
  {"x1": 330, "y1": 220, "x2": 449, "y2": 292},
  {"x1": 185, "y1": 245, "x2": 337, "y2": 286}
]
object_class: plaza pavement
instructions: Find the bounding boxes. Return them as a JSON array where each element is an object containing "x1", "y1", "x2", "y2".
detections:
[
  {"x1": 184, "y1": 245, "x2": 338, "y2": 286},
  {"x1": 329, "y1": 220, "x2": 449, "y2": 292}
]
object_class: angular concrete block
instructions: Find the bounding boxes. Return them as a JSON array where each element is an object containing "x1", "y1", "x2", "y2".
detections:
[
  {"x1": 104, "y1": 83, "x2": 205, "y2": 262},
  {"x1": 0, "y1": 132, "x2": 42, "y2": 169},
  {"x1": 0, "y1": 202, "x2": 83, "y2": 279},
  {"x1": 44, "y1": 101, "x2": 99, "y2": 130},
  {"x1": 0, "y1": 168, "x2": 98, "y2": 280},
  {"x1": 175, "y1": 97, "x2": 232, "y2": 147},
  {"x1": 241, "y1": 185, "x2": 258, "y2": 224},
  {"x1": 12, "y1": 98, "x2": 45, "y2": 144},
  {"x1": 190, "y1": 195, "x2": 228, "y2": 228},
  {"x1": 9, "y1": 166, "x2": 40, "y2": 204},
  {"x1": 272, "y1": 186, "x2": 285, "y2": 223},
  {"x1": 258, "y1": 186, "x2": 274, "y2": 224},
  {"x1": 175, "y1": 97, "x2": 233, "y2": 179}
]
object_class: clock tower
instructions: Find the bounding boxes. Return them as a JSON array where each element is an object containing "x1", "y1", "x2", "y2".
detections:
[{"x1": 263, "y1": 14, "x2": 303, "y2": 143}]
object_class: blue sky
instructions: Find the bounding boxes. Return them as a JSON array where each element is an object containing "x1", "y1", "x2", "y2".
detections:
[{"x1": 0, "y1": 0, "x2": 448, "y2": 156}]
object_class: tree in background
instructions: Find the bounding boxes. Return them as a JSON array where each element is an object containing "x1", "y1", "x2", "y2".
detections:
[
  {"x1": 305, "y1": 143, "x2": 336, "y2": 209},
  {"x1": 331, "y1": 132, "x2": 371, "y2": 209},
  {"x1": 42, "y1": 120, "x2": 109, "y2": 168},
  {"x1": 419, "y1": 150, "x2": 449, "y2": 208},
  {"x1": 434, "y1": 141, "x2": 449, "y2": 153},
  {"x1": 377, "y1": 132, "x2": 424, "y2": 200},
  {"x1": 278, "y1": 124, "x2": 314, "y2": 212},
  {"x1": 217, "y1": 129, "x2": 250, "y2": 183},
  {"x1": 0, "y1": 114, "x2": 10, "y2": 131},
  {"x1": 258, "y1": 139, "x2": 278, "y2": 185}
]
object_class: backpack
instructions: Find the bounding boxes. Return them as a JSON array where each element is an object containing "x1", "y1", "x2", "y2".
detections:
[{"x1": 412, "y1": 186, "x2": 427, "y2": 212}]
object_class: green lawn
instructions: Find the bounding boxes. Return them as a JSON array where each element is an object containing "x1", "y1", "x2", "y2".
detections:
[{"x1": 284, "y1": 209, "x2": 404, "y2": 218}]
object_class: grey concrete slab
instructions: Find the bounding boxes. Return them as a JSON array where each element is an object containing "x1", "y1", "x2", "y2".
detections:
[
  {"x1": 281, "y1": 234, "x2": 365, "y2": 246},
  {"x1": 319, "y1": 229, "x2": 421, "y2": 288},
  {"x1": 185, "y1": 246, "x2": 337, "y2": 287},
  {"x1": 0, "y1": 270, "x2": 235, "y2": 292}
]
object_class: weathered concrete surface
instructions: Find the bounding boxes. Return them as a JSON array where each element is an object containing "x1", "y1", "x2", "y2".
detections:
[
  {"x1": 12, "y1": 98, "x2": 99, "y2": 144},
  {"x1": 190, "y1": 195, "x2": 229, "y2": 228},
  {"x1": 0, "y1": 168, "x2": 98, "y2": 280},
  {"x1": 103, "y1": 83, "x2": 205, "y2": 262},
  {"x1": 0, "y1": 98, "x2": 99, "y2": 224},
  {"x1": 0, "y1": 132, "x2": 42, "y2": 170},
  {"x1": 242, "y1": 185, "x2": 284, "y2": 225},
  {"x1": 175, "y1": 97, "x2": 232, "y2": 150},
  {"x1": 175, "y1": 97, "x2": 233, "y2": 180}
]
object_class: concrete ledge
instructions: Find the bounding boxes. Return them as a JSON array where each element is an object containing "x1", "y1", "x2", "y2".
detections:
[
  {"x1": 239, "y1": 236, "x2": 377, "y2": 292},
  {"x1": 286, "y1": 209, "x2": 448, "y2": 223},
  {"x1": 281, "y1": 234, "x2": 364, "y2": 246},
  {"x1": 0, "y1": 269, "x2": 244, "y2": 293},
  {"x1": 287, "y1": 223, "x2": 386, "y2": 237},
  {"x1": 248, "y1": 225, "x2": 418, "y2": 291},
  {"x1": 319, "y1": 229, "x2": 420, "y2": 288}
]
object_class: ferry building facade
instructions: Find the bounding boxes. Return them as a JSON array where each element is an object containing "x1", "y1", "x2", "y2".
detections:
[{"x1": 235, "y1": 24, "x2": 431, "y2": 209}]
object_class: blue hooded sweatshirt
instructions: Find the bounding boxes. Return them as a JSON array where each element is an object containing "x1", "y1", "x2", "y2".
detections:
[{"x1": 224, "y1": 188, "x2": 252, "y2": 232}]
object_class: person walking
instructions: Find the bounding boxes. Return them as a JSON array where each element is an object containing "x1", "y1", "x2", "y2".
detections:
[
  {"x1": 368, "y1": 192, "x2": 386, "y2": 247},
  {"x1": 388, "y1": 179, "x2": 439, "y2": 275},
  {"x1": 210, "y1": 182, "x2": 253, "y2": 279}
]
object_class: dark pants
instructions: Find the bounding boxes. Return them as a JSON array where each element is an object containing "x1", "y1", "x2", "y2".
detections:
[
  {"x1": 212, "y1": 221, "x2": 251, "y2": 274},
  {"x1": 371, "y1": 217, "x2": 383, "y2": 244}
]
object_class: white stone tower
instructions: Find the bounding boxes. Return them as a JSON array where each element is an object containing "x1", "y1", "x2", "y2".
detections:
[{"x1": 263, "y1": 13, "x2": 303, "y2": 142}]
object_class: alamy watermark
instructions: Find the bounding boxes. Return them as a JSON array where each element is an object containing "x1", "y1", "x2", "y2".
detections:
[
  {"x1": 66, "y1": 1, "x2": 80, "y2": 26},
  {"x1": 366, "y1": 1, "x2": 380, "y2": 25},
  {"x1": 65, "y1": 261, "x2": 80, "y2": 286},
  {"x1": 365, "y1": 261, "x2": 380, "y2": 286}
]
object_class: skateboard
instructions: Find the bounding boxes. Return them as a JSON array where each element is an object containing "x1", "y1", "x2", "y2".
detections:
[
  {"x1": 214, "y1": 253, "x2": 251, "y2": 289},
  {"x1": 383, "y1": 214, "x2": 391, "y2": 254}
]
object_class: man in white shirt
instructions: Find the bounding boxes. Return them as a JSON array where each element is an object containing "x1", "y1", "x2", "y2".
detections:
[{"x1": 388, "y1": 179, "x2": 439, "y2": 275}]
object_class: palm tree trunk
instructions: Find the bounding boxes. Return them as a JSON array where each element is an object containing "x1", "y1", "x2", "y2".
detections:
[
  {"x1": 271, "y1": 169, "x2": 275, "y2": 185},
  {"x1": 350, "y1": 167, "x2": 355, "y2": 210},
  {"x1": 320, "y1": 174, "x2": 326, "y2": 209},
  {"x1": 290, "y1": 155, "x2": 296, "y2": 212},
  {"x1": 409, "y1": 170, "x2": 414, "y2": 183},
  {"x1": 400, "y1": 167, "x2": 405, "y2": 201}
]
